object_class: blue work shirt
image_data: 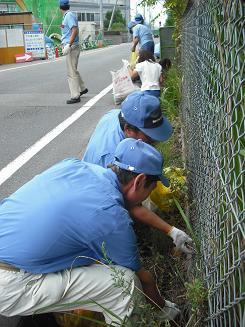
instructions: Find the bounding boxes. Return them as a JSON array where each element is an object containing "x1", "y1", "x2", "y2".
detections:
[
  {"x1": 61, "y1": 10, "x2": 79, "y2": 45},
  {"x1": 83, "y1": 109, "x2": 125, "y2": 168},
  {"x1": 0, "y1": 159, "x2": 140, "y2": 273},
  {"x1": 133, "y1": 24, "x2": 153, "y2": 48}
]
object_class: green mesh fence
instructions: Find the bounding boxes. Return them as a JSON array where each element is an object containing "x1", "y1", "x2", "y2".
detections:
[
  {"x1": 24, "y1": 0, "x2": 62, "y2": 35},
  {"x1": 181, "y1": 0, "x2": 244, "y2": 326}
]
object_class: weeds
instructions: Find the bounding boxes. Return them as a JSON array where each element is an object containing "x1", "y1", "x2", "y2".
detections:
[{"x1": 185, "y1": 279, "x2": 207, "y2": 312}]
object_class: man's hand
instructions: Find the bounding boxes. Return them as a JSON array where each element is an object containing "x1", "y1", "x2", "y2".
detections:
[
  {"x1": 159, "y1": 300, "x2": 180, "y2": 320},
  {"x1": 168, "y1": 227, "x2": 194, "y2": 254},
  {"x1": 62, "y1": 44, "x2": 71, "y2": 56}
]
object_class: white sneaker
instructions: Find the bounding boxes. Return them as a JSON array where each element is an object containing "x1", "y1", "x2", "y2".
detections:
[{"x1": 159, "y1": 300, "x2": 180, "y2": 320}]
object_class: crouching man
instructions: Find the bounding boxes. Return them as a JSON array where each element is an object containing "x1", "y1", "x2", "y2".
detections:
[{"x1": 0, "y1": 139, "x2": 180, "y2": 325}]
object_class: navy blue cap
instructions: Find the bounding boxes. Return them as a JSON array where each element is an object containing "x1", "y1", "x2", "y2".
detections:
[
  {"x1": 121, "y1": 91, "x2": 173, "y2": 142},
  {"x1": 113, "y1": 138, "x2": 169, "y2": 187},
  {"x1": 134, "y1": 13, "x2": 144, "y2": 23},
  {"x1": 59, "y1": 0, "x2": 69, "y2": 6}
]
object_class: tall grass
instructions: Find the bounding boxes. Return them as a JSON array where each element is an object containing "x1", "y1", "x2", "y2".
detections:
[{"x1": 157, "y1": 66, "x2": 183, "y2": 167}]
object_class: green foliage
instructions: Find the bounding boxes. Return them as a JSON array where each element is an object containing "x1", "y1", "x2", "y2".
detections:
[
  {"x1": 173, "y1": 198, "x2": 201, "y2": 253},
  {"x1": 156, "y1": 66, "x2": 182, "y2": 167},
  {"x1": 140, "y1": 0, "x2": 188, "y2": 42},
  {"x1": 185, "y1": 279, "x2": 207, "y2": 312},
  {"x1": 165, "y1": 9, "x2": 175, "y2": 27},
  {"x1": 104, "y1": 9, "x2": 126, "y2": 29},
  {"x1": 161, "y1": 67, "x2": 181, "y2": 120},
  {"x1": 111, "y1": 22, "x2": 127, "y2": 32}
]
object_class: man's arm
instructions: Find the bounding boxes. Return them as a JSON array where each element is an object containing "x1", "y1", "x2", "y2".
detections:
[
  {"x1": 129, "y1": 205, "x2": 194, "y2": 254},
  {"x1": 131, "y1": 37, "x2": 139, "y2": 52},
  {"x1": 128, "y1": 66, "x2": 139, "y2": 79},
  {"x1": 129, "y1": 205, "x2": 172, "y2": 234},
  {"x1": 69, "y1": 26, "x2": 78, "y2": 46},
  {"x1": 136, "y1": 267, "x2": 165, "y2": 308}
]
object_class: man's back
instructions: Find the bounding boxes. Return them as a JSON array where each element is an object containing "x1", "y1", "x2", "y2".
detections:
[
  {"x1": 133, "y1": 24, "x2": 153, "y2": 48},
  {"x1": 0, "y1": 158, "x2": 139, "y2": 273},
  {"x1": 83, "y1": 109, "x2": 125, "y2": 168}
]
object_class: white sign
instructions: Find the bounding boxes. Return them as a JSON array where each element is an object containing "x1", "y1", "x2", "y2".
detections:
[
  {"x1": 24, "y1": 31, "x2": 46, "y2": 58},
  {"x1": 0, "y1": 30, "x2": 7, "y2": 48},
  {"x1": 6, "y1": 29, "x2": 24, "y2": 47}
]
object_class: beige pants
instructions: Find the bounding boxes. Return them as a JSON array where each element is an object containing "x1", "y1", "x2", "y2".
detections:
[
  {"x1": 0, "y1": 264, "x2": 139, "y2": 325},
  {"x1": 66, "y1": 45, "x2": 85, "y2": 99}
]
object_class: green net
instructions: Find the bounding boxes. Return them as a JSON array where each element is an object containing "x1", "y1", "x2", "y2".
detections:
[{"x1": 23, "y1": 0, "x2": 62, "y2": 36}]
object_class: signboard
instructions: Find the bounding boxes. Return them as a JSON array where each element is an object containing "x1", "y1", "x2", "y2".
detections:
[
  {"x1": 24, "y1": 31, "x2": 46, "y2": 59},
  {"x1": 15, "y1": 52, "x2": 33, "y2": 63}
]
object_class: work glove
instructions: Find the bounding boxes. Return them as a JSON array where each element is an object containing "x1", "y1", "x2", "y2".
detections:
[
  {"x1": 62, "y1": 44, "x2": 71, "y2": 56},
  {"x1": 168, "y1": 227, "x2": 194, "y2": 254},
  {"x1": 159, "y1": 300, "x2": 180, "y2": 321}
]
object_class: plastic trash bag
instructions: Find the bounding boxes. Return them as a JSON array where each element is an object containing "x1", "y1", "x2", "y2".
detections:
[
  {"x1": 111, "y1": 60, "x2": 139, "y2": 105},
  {"x1": 150, "y1": 167, "x2": 187, "y2": 213},
  {"x1": 154, "y1": 43, "x2": 160, "y2": 58}
]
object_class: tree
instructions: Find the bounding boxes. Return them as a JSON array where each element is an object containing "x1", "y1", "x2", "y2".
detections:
[
  {"x1": 165, "y1": 9, "x2": 175, "y2": 27},
  {"x1": 140, "y1": 0, "x2": 188, "y2": 42},
  {"x1": 104, "y1": 9, "x2": 126, "y2": 29}
]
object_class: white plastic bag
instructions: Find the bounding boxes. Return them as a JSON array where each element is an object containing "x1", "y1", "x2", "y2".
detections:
[{"x1": 111, "y1": 60, "x2": 139, "y2": 105}]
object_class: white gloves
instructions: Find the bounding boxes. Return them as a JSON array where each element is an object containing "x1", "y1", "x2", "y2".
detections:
[
  {"x1": 62, "y1": 44, "x2": 71, "y2": 56},
  {"x1": 160, "y1": 300, "x2": 180, "y2": 320},
  {"x1": 168, "y1": 227, "x2": 194, "y2": 254}
]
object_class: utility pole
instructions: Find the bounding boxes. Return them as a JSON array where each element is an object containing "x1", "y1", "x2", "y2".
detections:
[
  {"x1": 108, "y1": 0, "x2": 118, "y2": 31},
  {"x1": 99, "y1": 0, "x2": 104, "y2": 32}
]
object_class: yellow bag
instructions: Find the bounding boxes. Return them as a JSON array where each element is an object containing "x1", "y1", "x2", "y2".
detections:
[
  {"x1": 150, "y1": 167, "x2": 186, "y2": 213},
  {"x1": 129, "y1": 51, "x2": 138, "y2": 68}
]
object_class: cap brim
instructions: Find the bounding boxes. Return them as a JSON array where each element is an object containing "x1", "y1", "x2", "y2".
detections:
[
  {"x1": 139, "y1": 116, "x2": 173, "y2": 142},
  {"x1": 159, "y1": 175, "x2": 170, "y2": 187}
]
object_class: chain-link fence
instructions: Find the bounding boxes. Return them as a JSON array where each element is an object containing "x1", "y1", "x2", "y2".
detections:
[{"x1": 181, "y1": 0, "x2": 244, "y2": 326}]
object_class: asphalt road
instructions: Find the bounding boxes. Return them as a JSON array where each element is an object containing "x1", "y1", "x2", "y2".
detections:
[{"x1": 0, "y1": 43, "x2": 131, "y2": 199}]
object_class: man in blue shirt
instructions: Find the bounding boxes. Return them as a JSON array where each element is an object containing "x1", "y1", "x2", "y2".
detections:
[
  {"x1": 60, "y1": 0, "x2": 88, "y2": 104},
  {"x1": 128, "y1": 14, "x2": 155, "y2": 54},
  {"x1": 83, "y1": 91, "x2": 193, "y2": 255},
  {"x1": 0, "y1": 139, "x2": 180, "y2": 324}
]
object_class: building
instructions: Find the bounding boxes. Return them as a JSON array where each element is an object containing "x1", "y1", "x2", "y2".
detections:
[
  {"x1": 0, "y1": 1, "x2": 33, "y2": 64},
  {"x1": 69, "y1": 0, "x2": 130, "y2": 27}
]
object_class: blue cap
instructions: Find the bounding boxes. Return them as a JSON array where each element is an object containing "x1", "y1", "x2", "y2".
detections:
[
  {"x1": 113, "y1": 138, "x2": 169, "y2": 186},
  {"x1": 59, "y1": 0, "x2": 69, "y2": 6},
  {"x1": 134, "y1": 13, "x2": 144, "y2": 23},
  {"x1": 121, "y1": 91, "x2": 173, "y2": 142}
]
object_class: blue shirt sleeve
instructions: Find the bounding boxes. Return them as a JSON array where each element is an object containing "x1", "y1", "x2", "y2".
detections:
[
  {"x1": 66, "y1": 12, "x2": 78, "y2": 29},
  {"x1": 133, "y1": 25, "x2": 140, "y2": 39}
]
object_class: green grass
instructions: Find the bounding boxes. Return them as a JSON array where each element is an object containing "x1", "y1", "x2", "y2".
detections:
[{"x1": 157, "y1": 66, "x2": 183, "y2": 167}]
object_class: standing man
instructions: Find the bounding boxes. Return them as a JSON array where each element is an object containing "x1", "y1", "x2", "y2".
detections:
[
  {"x1": 83, "y1": 92, "x2": 193, "y2": 255},
  {"x1": 0, "y1": 139, "x2": 180, "y2": 324},
  {"x1": 60, "y1": 0, "x2": 88, "y2": 104}
]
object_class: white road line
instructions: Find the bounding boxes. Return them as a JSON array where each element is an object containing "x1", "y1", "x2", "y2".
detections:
[{"x1": 0, "y1": 83, "x2": 113, "y2": 186}]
